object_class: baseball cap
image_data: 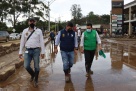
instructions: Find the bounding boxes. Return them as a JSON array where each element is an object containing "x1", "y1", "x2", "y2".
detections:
[{"x1": 28, "y1": 18, "x2": 35, "y2": 22}]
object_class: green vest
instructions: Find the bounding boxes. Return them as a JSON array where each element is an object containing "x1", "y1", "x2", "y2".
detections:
[{"x1": 84, "y1": 30, "x2": 97, "y2": 50}]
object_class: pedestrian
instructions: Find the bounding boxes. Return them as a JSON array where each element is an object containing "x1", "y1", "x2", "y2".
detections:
[
  {"x1": 50, "y1": 30, "x2": 55, "y2": 45},
  {"x1": 77, "y1": 28, "x2": 81, "y2": 45},
  {"x1": 54, "y1": 21, "x2": 78, "y2": 82},
  {"x1": 80, "y1": 23, "x2": 102, "y2": 77},
  {"x1": 19, "y1": 18, "x2": 45, "y2": 87}
]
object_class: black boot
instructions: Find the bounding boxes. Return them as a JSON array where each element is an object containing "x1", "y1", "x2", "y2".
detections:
[
  {"x1": 26, "y1": 68, "x2": 35, "y2": 82},
  {"x1": 34, "y1": 71, "x2": 39, "y2": 87}
]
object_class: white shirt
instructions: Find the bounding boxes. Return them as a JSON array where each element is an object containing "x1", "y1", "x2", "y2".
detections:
[
  {"x1": 80, "y1": 31, "x2": 101, "y2": 47},
  {"x1": 77, "y1": 29, "x2": 81, "y2": 37},
  {"x1": 19, "y1": 27, "x2": 45, "y2": 54}
]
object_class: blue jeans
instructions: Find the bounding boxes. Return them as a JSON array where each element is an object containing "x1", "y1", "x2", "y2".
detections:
[
  {"x1": 61, "y1": 51, "x2": 74, "y2": 74},
  {"x1": 24, "y1": 48, "x2": 40, "y2": 79}
]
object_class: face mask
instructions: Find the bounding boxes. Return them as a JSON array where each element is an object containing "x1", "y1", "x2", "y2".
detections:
[
  {"x1": 86, "y1": 29, "x2": 91, "y2": 32},
  {"x1": 30, "y1": 23, "x2": 35, "y2": 29}
]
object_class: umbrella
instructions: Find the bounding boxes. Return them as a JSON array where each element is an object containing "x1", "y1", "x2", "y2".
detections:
[{"x1": 99, "y1": 50, "x2": 106, "y2": 58}]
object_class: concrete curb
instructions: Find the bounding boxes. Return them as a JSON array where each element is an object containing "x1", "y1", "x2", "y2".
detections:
[
  {"x1": 0, "y1": 39, "x2": 50, "y2": 82},
  {"x1": 0, "y1": 66, "x2": 15, "y2": 82}
]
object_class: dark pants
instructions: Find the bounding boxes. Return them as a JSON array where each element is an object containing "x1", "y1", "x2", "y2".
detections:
[
  {"x1": 84, "y1": 50, "x2": 96, "y2": 73},
  {"x1": 78, "y1": 36, "x2": 80, "y2": 44}
]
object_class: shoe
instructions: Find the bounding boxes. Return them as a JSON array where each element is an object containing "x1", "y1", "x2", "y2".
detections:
[
  {"x1": 90, "y1": 70, "x2": 93, "y2": 74},
  {"x1": 68, "y1": 68, "x2": 71, "y2": 74},
  {"x1": 30, "y1": 76, "x2": 34, "y2": 82},
  {"x1": 34, "y1": 81, "x2": 38, "y2": 88},
  {"x1": 85, "y1": 73, "x2": 90, "y2": 77},
  {"x1": 65, "y1": 74, "x2": 70, "y2": 82}
]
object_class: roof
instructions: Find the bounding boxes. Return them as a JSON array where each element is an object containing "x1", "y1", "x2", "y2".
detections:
[
  {"x1": 124, "y1": 0, "x2": 136, "y2": 8},
  {"x1": 76, "y1": 24, "x2": 110, "y2": 30}
]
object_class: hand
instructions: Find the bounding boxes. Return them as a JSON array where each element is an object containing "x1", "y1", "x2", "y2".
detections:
[
  {"x1": 74, "y1": 50, "x2": 78, "y2": 55},
  {"x1": 54, "y1": 48, "x2": 58, "y2": 54},
  {"x1": 41, "y1": 54, "x2": 45, "y2": 59},
  {"x1": 19, "y1": 54, "x2": 24, "y2": 61},
  {"x1": 80, "y1": 48, "x2": 84, "y2": 54},
  {"x1": 99, "y1": 46, "x2": 102, "y2": 51},
  {"x1": 19, "y1": 54, "x2": 22, "y2": 59},
  {"x1": 48, "y1": 37, "x2": 51, "y2": 40}
]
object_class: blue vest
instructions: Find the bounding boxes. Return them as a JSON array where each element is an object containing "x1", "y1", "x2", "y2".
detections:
[{"x1": 60, "y1": 29, "x2": 75, "y2": 52}]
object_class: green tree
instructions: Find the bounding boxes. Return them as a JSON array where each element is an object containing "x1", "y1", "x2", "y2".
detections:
[
  {"x1": 0, "y1": 22, "x2": 8, "y2": 30},
  {"x1": 70, "y1": 4, "x2": 82, "y2": 24},
  {"x1": 0, "y1": 0, "x2": 48, "y2": 28},
  {"x1": 87, "y1": 11, "x2": 100, "y2": 24},
  {"x1": 0, "y1": 0, "x2": 10, "y2": 22},
  {"x1": 100, "y1": 14, "x2": 110, "y2": 24}
]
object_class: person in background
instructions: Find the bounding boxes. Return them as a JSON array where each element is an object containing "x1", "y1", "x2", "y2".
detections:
[
  {"x1": 77, "y1": 28, "x2": 81, "y2": 45},
  {"x1": 50, "y1": 30, "x2": 55, "y2": 45}
]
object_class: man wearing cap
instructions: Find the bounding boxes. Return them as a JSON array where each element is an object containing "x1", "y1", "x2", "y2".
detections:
[{"x1": 19, "y1": 18, "x2": 45, "y2": 87}]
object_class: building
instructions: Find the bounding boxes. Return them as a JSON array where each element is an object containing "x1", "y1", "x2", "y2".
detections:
[
  {"x1": 111, "y1": 0, "x2": 124, "y2": 35},
  {"x1": 124, "y1": 0, "x2": 136, "y2": 36}
]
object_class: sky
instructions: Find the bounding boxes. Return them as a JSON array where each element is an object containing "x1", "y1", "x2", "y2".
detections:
[
  {"x1": 45, "y1": 0, "x2": 134, "y2": 22},
  {"x1": 6, "y1": 0, "x2": 134, "y2": 27}
]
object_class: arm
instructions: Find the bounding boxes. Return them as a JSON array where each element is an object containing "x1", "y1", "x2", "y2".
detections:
[
  {"x1": 80, "y1": 32, "x2": 84, "y2": 48},
  {"x1": 55, "y1": 31, "x2": 61, "y2": 47},
  {"x1": 74, "y1": 32, "x2": 78, "y2": 48},
  {"x1": 40, "y1": 30, "x2": 45, "y2": 54},
  {"x1": 54, "y1": 31, "x2": 61, "y2": 54},
  {"x1": 80, "y1": 32, "x2": 84, "y2": 53},
  {"x1": 96, "y1": 32, "x2": 102, "y2": 50},
  {"x1": 19, "y1": 30, "x2": 25, "y2": 54}
]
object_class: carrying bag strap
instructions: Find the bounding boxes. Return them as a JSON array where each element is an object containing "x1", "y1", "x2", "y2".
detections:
[{"x1": 26, "y1": 30, "x2": 35, "y2": 41}]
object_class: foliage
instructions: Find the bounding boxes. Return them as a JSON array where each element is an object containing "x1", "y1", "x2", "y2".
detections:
[
  {"x1": 0, "y1": 22, "x2": 8, "y2": 30},
  {"x1": 0, "y1": 0, "x2": 48, "y2": 28},
  {"x1": 70, "y1": 4, "x2": 82, "y2": 24},
  {"x1": 70, "y1": 4, "x2": 110, "y2": 25}
]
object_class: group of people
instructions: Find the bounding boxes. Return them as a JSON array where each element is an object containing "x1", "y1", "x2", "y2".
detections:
[{"x1": 19, "y1": 18, "x2": 102, "y2": 87}]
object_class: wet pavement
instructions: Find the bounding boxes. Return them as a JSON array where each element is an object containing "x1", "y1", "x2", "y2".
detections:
[{"x1": 1, "y1": 41, "x2": 136, "y2": 91}]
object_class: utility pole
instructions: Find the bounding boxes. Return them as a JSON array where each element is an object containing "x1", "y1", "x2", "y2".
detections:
[
  {"x1": 47, "y1": 0, "x2": 56, "y2": 31},
  {"x1": 48, "y1": 1, "x2": 50, "y2": 31}
]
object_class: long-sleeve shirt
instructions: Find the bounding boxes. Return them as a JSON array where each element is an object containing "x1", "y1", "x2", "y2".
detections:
[
  {"x1": 55, "y1": 30, "x2": 78, "y2": 48},
  {"x1": 19, "y1": 27, "x2": 45, "y2": 54},
  {"x1": 80, "y1": 31, "x2": 101, "y2": 47}
]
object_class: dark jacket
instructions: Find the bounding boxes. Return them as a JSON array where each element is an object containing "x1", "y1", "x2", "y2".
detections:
[{"x1": 60, "y1": 29, "x2": 75, "y2": 52}]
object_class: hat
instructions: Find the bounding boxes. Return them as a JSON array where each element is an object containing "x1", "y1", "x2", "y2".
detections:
[
  {"x1": 28, "y1": 18, "x2": 35, "y2": 22},
  {"x1": 99, "y1": 50, "x2": 106, "y2": 58}
]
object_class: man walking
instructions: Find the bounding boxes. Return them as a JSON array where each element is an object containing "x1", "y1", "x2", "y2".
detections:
[
  {"x1": 80, "y1": 23, "x2": 102, "y2": 77},
  {"x1": 50, "y1": 30, "x2": 55, "y2": 45},
  {"x1": 54, "y1": 21, "x2": 78, "y2": 82},
  {"x1": 19, "y1": 18, "x2": 45, "y2": 87}
]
